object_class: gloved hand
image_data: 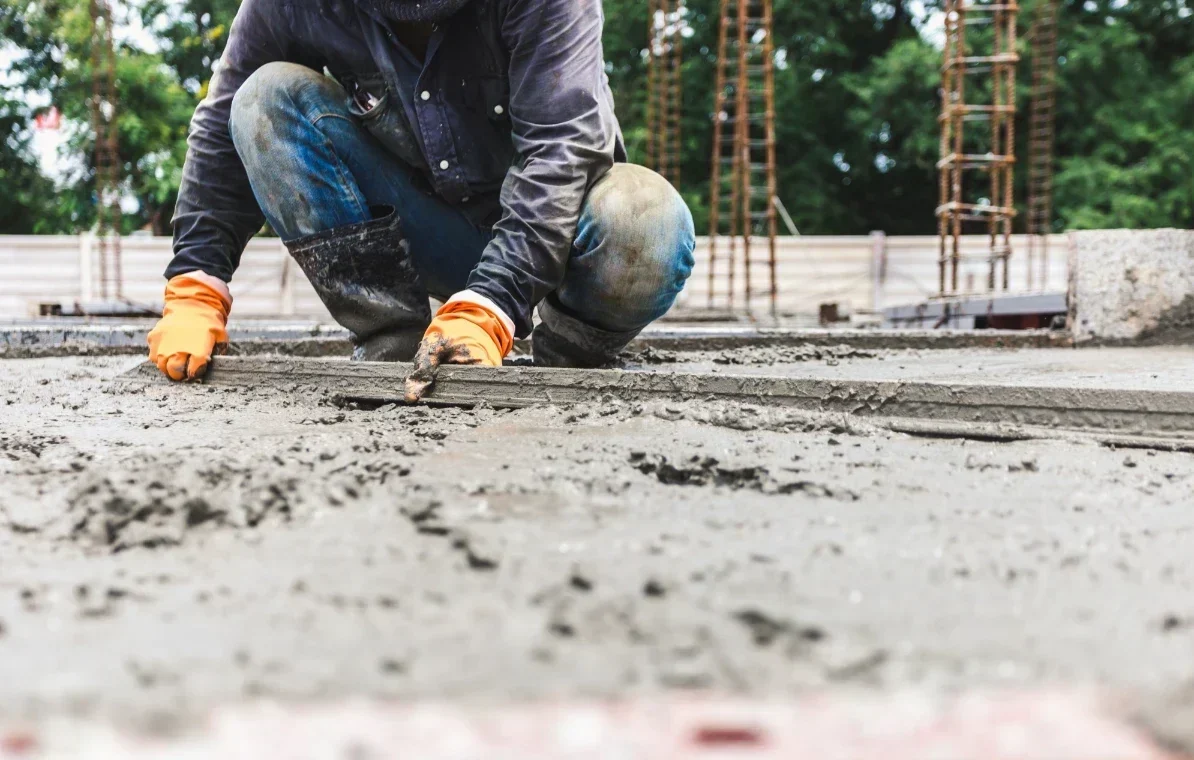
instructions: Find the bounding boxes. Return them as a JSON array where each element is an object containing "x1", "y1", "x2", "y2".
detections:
[
  {"x1": 147, "y1": 272, "x2": 231, "y2": 381},
  {"x1": 404, "y1": 295, "x2": 513, "y2": 402}
]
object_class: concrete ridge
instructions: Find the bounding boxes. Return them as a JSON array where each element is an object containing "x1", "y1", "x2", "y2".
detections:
[{"x1": 122, "y1": 357, "x2": 1194, "y2": 443}]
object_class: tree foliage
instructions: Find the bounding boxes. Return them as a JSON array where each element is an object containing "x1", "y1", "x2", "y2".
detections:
[
  {"x1": 1, "y1": 0, "x2": 196, "y2": 234},
  {"x1": 0, "y1": 95, "x2": 64, "y2": 233},
  {"x1": 0, "y1": 0, "x2": 1190, "y2": 236},
  {"x1": 1051, "y1": 0, "x2": 1194, "y2": 230}
]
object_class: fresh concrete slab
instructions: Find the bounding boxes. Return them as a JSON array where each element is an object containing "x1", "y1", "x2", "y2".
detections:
[{"x1": 3, "y1": 355, "x2": 1194, "y2": 753}]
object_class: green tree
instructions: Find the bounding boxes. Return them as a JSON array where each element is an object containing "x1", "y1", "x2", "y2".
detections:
[
  {"x1": 1050, "y1": 0, "x2": 1194, "y2": 230},
  {"x1": 139, "y1": 0, "x2": 241, "y2": 97},
  {"x1": 1, "y1": 0, "x2": 195, "y2": 234},
  {"x1": 606, "y1": 0, "x2": 1194, "y2": 234},
  {"x1": 604, "y1": 0, "x2": 931, "y2": 234},
  {"x1": 839, "y1": 38, "x2": 941, "y2": 235},
  {"x1": 0, "y1": 96, "x2": 66, "y2": 233},
  {"x1": 1, "y1": 0, "x2": 1191, "y2": 237}
]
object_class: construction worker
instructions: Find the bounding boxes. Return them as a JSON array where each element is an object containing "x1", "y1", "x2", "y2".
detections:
[{"x1": 147, "y1": 0, "x2": 695, "y2": 400}]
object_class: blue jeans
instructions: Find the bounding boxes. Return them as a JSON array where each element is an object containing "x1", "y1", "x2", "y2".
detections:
[{"x1": 227, "y1": 62, "x2": 694, "y2": 353}]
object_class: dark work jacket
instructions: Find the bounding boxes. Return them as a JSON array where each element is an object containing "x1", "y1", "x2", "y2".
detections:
[{"x1": 166, "y1": 0, "x2": 626, "y2": 335}]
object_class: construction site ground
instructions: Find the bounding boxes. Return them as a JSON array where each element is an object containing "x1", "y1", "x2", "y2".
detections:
[{"x1": 2, "y1": 341, "x2": 1194, "y2": 755}]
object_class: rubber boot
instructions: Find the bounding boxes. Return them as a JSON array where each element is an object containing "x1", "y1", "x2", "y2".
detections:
[
  {"x1": 530, "y1": 297, "x2": 642, "y2": 368},
  {"x1": 285, "y1": 206, "x2": 431, "y2": 361}
]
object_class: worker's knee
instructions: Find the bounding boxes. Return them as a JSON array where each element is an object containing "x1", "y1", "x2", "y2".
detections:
[
  {"x1": 561, "y1": 164, "x2": 695, "y2": 331},
  {"x1": 229, "y1": 62, "x2": 345, "y2": 162}
]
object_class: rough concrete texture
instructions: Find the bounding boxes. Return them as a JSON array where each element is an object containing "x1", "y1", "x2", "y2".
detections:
[
  {"x1": 3, "y1": 356, "x2": 1194, "y2": 755},
  {"x1": 1069, "y1": 228, "x2": 1194, "y2": 344}
]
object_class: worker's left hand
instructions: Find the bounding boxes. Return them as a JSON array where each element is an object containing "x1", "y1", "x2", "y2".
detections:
[{"x1": 403, "y1": 295, "x2": 514, "y2": 402}]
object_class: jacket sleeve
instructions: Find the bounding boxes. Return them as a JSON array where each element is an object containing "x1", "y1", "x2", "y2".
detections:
[
  {"x1": 465, "y1": 0, "x2": 619, "y2": 336},
  {"x1": 165, "y1": 0, "x2": 296, "y2": 283}
]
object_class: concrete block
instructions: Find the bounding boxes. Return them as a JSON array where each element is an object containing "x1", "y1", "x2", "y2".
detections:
[{"x1": 1069, "y1": 229, "x2": 1194, "y2": 343}]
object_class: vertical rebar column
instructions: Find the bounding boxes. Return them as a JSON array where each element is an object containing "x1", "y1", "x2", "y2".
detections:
[
  {"x1": 646, "y1": 0, "x2": 683, "y2": 187},
  {"x1": 668, "y1": 0, "x2": 684, "y2": 188},
  {"x1": 936, "y1": 0, "x2": 1019, "y2": 298},
  {"x1": 734, "y1": 0, "x2": 750, "y2": 308},
  {"x1": 707, "y1": 0, "x2": 778, "y2": 316},
  {"x1": 658, "y1": 0, "x2": 673, "y2": 183},
  {"x1": 646, "y1": 0, "x2": 659, "y2": 173},
  {"x1": 761, "y1": 0, "x2": 778, "y2": 315},
  {"x1": 707, "y1": 0, "x2": 731, "y2": 308},
  {"x1": 90, "y1": 0, "x2": 123, "y2": 301},
  {"x1": 999, "y1": 8, "x2": 1016, "y2": 291},
  {"x1": 1026, "y1": 0, "x2": 1058, "y2": 291},
  {"x1": 938, "y1": 4, "x2": 955, "y2": 296}
]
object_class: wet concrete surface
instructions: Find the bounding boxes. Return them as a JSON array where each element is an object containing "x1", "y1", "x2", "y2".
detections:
[
  {"x1": 628, "y1": 345, "x2": 1194, "y2": 391},
  {"x1": 2, "y1": 356, "x2": 1194, "y2": 749}
]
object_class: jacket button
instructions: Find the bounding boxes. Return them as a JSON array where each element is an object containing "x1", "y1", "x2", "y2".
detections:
[
  {"x1": 494, "y1": 105, "x2": 504, "y2": 115},
  {"x1": 420, "y1": 91, "x2": 431, "y2": 101},
  {"x1": 439, "y1": 160, "x2": 450, "y2": 170}
]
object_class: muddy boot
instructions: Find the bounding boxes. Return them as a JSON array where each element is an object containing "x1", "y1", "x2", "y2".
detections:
[
  {"x1": 530, "y1": 297, "x2": 642, "y2": 368},
  {"x1": 285, "y1": 207, "x2": 431, "y2": 361}
]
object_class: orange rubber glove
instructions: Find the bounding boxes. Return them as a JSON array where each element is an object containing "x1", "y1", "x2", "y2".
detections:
[
  {"x1": 404, "y1": 296, "x2": 513, "y2": 402},
  {"x1": 147, "y1": 273, "x2": 231, "y2": 382}
]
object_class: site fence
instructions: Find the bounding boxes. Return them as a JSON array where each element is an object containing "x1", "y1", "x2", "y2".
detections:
[{"x1": 0, "y1": 233, "x2": 1068, "y2": 319}]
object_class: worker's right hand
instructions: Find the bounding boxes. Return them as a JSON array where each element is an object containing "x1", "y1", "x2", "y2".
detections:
[
  {"x1": 147, "y1": 272, "x2": 232, "y2": 381},
  {"x1": 404, "y1": 294, "x2": 514, "y2": 403}
]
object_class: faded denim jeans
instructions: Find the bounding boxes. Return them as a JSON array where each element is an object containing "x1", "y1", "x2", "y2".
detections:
[{"x1": 227, "y1": 62, "x2": 695, "y2": 348}]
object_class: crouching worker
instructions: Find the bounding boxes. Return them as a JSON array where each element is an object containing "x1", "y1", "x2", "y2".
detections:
[{"x1": 147, "y1": 0, "x2": 695, "y2": 400}]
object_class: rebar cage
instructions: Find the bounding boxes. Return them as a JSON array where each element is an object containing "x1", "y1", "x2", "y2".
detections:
[
  {"x1": 90, "y1": 0, "x2": 124, "y2": 300},
  {"x1": 707, "y1": 0, "x2": 778, "y2": 316},
  {"x1": 1026, "y1": 0, "x2": 1059, "y2": 291},
  {"x1": 646, "y1": 0, "x2": 684, "y2": 188},
  {"x1": 937, "y1": 0, "x2": 1020, "y2": 297}
]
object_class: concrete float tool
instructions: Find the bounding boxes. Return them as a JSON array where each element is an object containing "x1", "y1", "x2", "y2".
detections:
[{"x1": 120, "y1": 356, "x2": 1194, "y2": 451}]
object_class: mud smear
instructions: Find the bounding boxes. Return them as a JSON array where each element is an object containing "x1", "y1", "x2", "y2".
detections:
[{"x1": 1, "y1": 356, "x2": 1194, "y2": 746}]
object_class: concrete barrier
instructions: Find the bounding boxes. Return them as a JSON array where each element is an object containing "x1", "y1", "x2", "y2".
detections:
[{"x1": 1069, "y1": 229, "x2": 1194, "y2": 344}]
